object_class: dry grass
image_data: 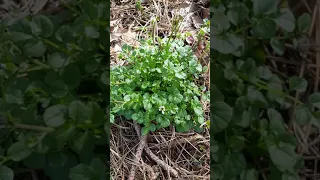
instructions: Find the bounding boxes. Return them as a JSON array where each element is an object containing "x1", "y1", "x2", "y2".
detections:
[
  {"x1": 110, "y1": 0, "x2": 210, "y2": 179},
  {"x1": 110, "y1": 117, "x2": 210, "y2": 180},
  {"x1": 0, "y1": 0, "x2": 69, "y2": 20}
]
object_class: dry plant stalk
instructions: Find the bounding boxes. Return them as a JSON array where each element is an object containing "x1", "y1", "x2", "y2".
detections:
[
  {"x1": 128, "y1": 131, "x2": 148, "y2": 180},
  {"x1": 132, "y1": 122, "x2": 179, "y2": 178}
]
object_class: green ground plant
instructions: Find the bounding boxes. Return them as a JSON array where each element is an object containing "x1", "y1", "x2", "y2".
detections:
[
  {"x1": 110, "y1": 34, "x2": 210, "y2": 135},
  {"x1": 211, "y1": 0, "x2": 314, "y2": 179},
  {"x1": 0, "y1": 1, "x2": 109, "y2": 179}
]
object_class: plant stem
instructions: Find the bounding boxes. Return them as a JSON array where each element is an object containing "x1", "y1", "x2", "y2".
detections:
[
  {"x1": 43, "y1": 39, "x2": 71, "y2": 55},
  {"x1": 59, "y1": 0, "x2": 81, "y2": 14},
  {"x1": 0, "y1": 123, "x2": 54, "y2": 133},
  {"x1": 0, "y1": 156, "x2": 8, "y2": 165},
  {"x1": 32, "y1": 60, "x2": 50, "y2": 69},
  {"x1": 237, "y1": 72, "x2": 303, "y2": 104}
]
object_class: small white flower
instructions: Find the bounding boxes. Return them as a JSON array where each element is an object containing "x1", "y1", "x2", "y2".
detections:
[{"x1": 159, "y1": 106, "x2": 165, "y2": 114}]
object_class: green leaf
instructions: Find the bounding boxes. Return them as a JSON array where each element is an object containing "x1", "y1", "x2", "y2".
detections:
[
  {"x1": 212, "y1": 34, "x2": 243, "y2": 54},
  {"x1": 194, "y1": 107, "x2": 203, "y2": 116},
  {"x1": 48, "y1": 52, "x2": 69, "y2": 69},
  {"x1": 0, "y1": 166, "x2": 14, "y2": 180},
  {"x1": 247, "y1": 86, "x2": 268, "y2": 108},
  {"x1": 88, "y1": 102, "x2": 105, "y2": 124},
  {"x1": 43, "y1": 104, "x2": 67, "y2": 127},
  {"x1": 211, "y1": 12, "x2": 230, "y2": 34},
  {"x1": 268, "y1": 143, "x2": 298, "y2": 172},
  {"x1": 227, "y1": 3, "x2": 249, "y2": 26},
  {"x1": 110, "y1": 114, "x2": 115, "y2": 124},
  {"x1": 23, "y1": 40, "x2": 46, "y2": 57},
  {"x1": 72, "y1": 132, "x2": 90, "y2": 153},
  {"x1": 289, "y1": 76, "x2": 307, "y2": 92},
  {"x1": 132, "y1": 111, "x2": 144, "y2": 122},
  {"x1": 211, "y1": 164, "x2": 224, "y2": 180},
  {"x1": 81, "y1": 1, "x2": 106, "y2": 20},
  {"x1": 198, "y1": 116, "x2": 205, "y2": 124},
  {"x1": 228, "y1": 136, "x2": 245, "y2": 151},
  {"x1": 23, "y1": 153, "x2": 46, "y2": 169},
  {"x1": 44, "y1": 151, "x2": 77, "y2": 180},
  {"x1": 100, "y1": 71, "x2": 108, "y2": 85},
  {"x1": 7, "y1": 141, "x2": 32, "y2": 161},
  {"x1": 31, "y1": 15, "x2": 54, "y2": 37},
  {"x1": 85, "y1": 59, "x2": 100, "y2": 73},
  {"x1": 212, "y1": 102, "x2": 233, "y2": 133},
  {"x1": 54, "y1": 124, "x2": 77, "y2": 145},
  {"x1": 297, "y1": 13, "x2": 312, "y2": 33},
  {"x1": 175, "y1": 71, "x2": 186, "y2": 79},
  {"x1": 282, "y1": 173, "x2": 299, "y2": 180},
  {"x1": 69, "y1": 101, "x2": 89, "y2": 123},
  {"x1": 270, "y1": 38, "x2": 285, "y2": 55},
  {"x1": 10, "y1": 32, "x2": 32, "y2": 42},
  {"x1": 89, "y1": 158, "x2": 105, "y2": 177},
  {"x1": 295, "y1": 104, "x2": 311, "y2": 125},
  {"x1": 69, "y1": 164, "x2": 94, "y2": 180},
  {"x1": 211, "y1": 84, "x2": 224, "y2": 102},
  {"x1": 46, "y1": 152, "x2": 68, "y2": 168},
  {"x1": 240, "y1": 169, "x2": 258, "y2": 180},
  {"x1": 85, "y1": 26, "x2": 100, "y2": 38},
  {"x1": 251, "y1": 19, "x2": 276, "y2": 39},
  {"x1": 268, "y1": 109, "x2": 286, "y2": 134},
  {"x1": 171, "y1": 93, "x2": 183, "y2": 103},
  {"x1": 9, "y1": 19, "x2": 33, "y2": 34},
  {"x1": 61, "y1": 64, "x2": 81, "y2": 89},
  {"x1": 257, "y1": 66, "x2": 273, "y2": 80},
  {"x1": 141, "y1": 126, "x2": 149, "y2": 135},
  {"x1": 55, "y1": 25, "x2": 74, "y2": 43},
  {"x1": 308, "y1": 92, "x2": 320, "y2": 109},
  {"x1": 274, "y1": 8, "x2": 295, "y2": 32},
  {"x1": 236, "y1": 110, "x2": 251, "y2": 128},
  {"x1": 252, "y1": 0, "x2": 277, "y2": 16},
  {"x1": 222, "y1": 153, "x2": 246, "y2": 178},
  {"x1": 5, "y1": 89, "x2": 23, "y2": 105},
  {"x1": 143, "y1": 99, "x2": 152, "y2": 111},
  {"x1": 49, "y1": 80, "x2": 69, "y2": 98},
  {"x1": 268, "y1": 75, "x2": 283, "y2": 91},
  {"x1": 123, "y1": 95, "x2": 131, "y2": 102}
]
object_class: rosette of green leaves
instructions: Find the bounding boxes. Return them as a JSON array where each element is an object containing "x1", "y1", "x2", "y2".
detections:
[{"x1": 111, "y1": 38, "x2": 208, "y2": 135}]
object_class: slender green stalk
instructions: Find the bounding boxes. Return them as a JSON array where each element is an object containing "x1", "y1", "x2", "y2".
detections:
[{"x1": 0, "y1": 123, "x2": 54, "y2": 133}]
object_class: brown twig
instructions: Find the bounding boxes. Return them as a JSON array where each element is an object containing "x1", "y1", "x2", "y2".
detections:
[
  {"x1": 309, "y1": 5, "x2": 319, "y2": 37},
  {"x1": 144, "y1": 146, "x2": 179, "y2": 178},
  {"x1": 302, "y1": 0, "x2": 313, "y2": 14},
  {"x1": 128, "y1": 124, "x2": 148, "y2": 180},
  {"x1": 133, "y1": 122, "x2": 179, "y2": 178}
]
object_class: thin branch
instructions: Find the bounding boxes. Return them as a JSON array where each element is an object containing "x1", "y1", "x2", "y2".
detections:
[
  {"x1": 133, "y1": 122, "x2": 179, "y2": 178},
  {"x1": 128, "y1": 123, "x2": 148, "y2": 180}
]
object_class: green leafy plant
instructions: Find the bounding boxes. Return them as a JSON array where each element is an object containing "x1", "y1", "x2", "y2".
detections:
[
  {"x1": 110, "y1": 36, "x2": 210, "y2": 135},
  {"x1": 211, "y1": 0, "x2": 313, "y2": 179},
  {"x1": 0, "y1": 1, "x2": 109, "y2": 180}
]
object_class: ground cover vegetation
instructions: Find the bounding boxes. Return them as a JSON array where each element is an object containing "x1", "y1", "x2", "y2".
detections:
[
  {"x1": 0, "y1": 1, "x2": 109, "y2": 179},
  {"x1": 211, "y1": 0, "x2": 319, "y2": 179},
  {"x1": 111, "y1": 27, "x2": 210, "y2": 179},
  {"x1": 110, "y1": 0, "x2": 211, "y2": 179}
]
